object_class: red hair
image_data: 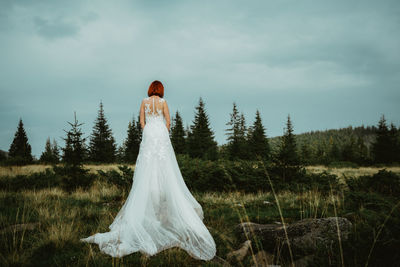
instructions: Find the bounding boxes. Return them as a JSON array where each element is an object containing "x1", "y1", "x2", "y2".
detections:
[{"x1": 147, "y1": 80, "x2": 164, "y2": 98}]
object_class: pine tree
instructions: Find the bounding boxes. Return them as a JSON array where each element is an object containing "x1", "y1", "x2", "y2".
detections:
[
  {"x1": 187, "y1": 97, "x2": 218, "y2": 160},
  {"x1": 225, "y1": 103, "x2": 241, "y2": 159},
  {"x1": 89, "y1": 101, "x2": 117, "y2": 163},
  {"x1": 247, "y1": 110, "x2": 270, "y2": 160},
  {"x1": 274, "y1": 114, "x2": 301, "y2": 182},
  {"x1": 342, "y1": 135, "x2": 357, "y2": 162},
  {"x1": 123, "y1": 115, "x2": 142, "y2": 163},
  {"x1": 116, "y1": 145, "x2": 125, "y2": 163},
  {"x1": 62, "y1": 112, "x2": 87, "y2": 166},
  {"x1": 52, "y1": 138, "x2": 60, "y2": 163},
  {"x1": 170, "y1": 111, "x2": 186, "y2": 154},
  {"x1": 238, "y1": 113, "x2": 248, "y2": 159},
  {"x1": 329, "y1": 139, "x2": 341, "y2": 162},
  {"x1": 8, "y1": 118, "x2": 33, "y2": 164},
  {"x1": 355, "y1": 136, "x2": 369, "y2": 164},
  {"x1": 372, "y1": 115, "x2": 393, "y2": 163},
  {"x1": 389, "y1": 123, "x2": 400, "y2": 163},
  {"x1": 40, "y1": 137, "x2": 58, "y2": 163},
  {"x1": 300, "y1": 143, "x2": 313, "y2": 165},
  {"x1": 277, "y1": 114, "x2": 300, "y2": 166},
  {"x1": 225, "y1": 103, "x2": 248, "y2": 160}
]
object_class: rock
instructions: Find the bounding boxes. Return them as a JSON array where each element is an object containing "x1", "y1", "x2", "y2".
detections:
[
  {"x1": 236, "y1": 217, "x2": 352, "y2": 259},
  {"x1": 226, "y1": 240, "x2": 252, "y2": 262}
]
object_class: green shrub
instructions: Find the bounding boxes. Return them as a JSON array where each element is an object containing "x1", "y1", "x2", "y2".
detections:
[
  {"x1": 0, "y1": 168, "x2": 60, "y2": 191},
  {"x1": 345, "y1": 169, "x2": 400, "y2": 198},
  {"x1": 97, "y1": 165, "x2": 133, "y2": 189},
  {"x1": 175, "y1": 155, "x2": 342, "y2": 194},
  {"x1": 52, "y1": 164, "x2": 95, "y2": 192}
]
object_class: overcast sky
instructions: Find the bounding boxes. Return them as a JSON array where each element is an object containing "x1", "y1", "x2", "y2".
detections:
[{"x1": 1, "y1": 0, "x2": 399, "y2": 158}]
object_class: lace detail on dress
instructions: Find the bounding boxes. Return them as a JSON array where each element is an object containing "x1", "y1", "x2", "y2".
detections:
[
  {"x1": 139, "y1": 130, "x2": 169, "y2": 161},
  {"x1": 144, "y1": 97, "x2": 165, "y2": 124}
]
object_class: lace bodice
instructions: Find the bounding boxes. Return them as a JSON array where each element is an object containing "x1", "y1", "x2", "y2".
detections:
[{"x1": 144, "y1": 96, "x2": 165, "y2": 123}]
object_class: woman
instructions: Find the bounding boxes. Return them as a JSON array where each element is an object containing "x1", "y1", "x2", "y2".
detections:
[{"x1": 80, "y1": 80, "x2": 216, "y2": 261}]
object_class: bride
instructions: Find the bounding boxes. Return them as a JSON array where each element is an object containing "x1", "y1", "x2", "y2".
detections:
[{"x1": 80, "y1": 80, "x2": 217, "y2": 261}]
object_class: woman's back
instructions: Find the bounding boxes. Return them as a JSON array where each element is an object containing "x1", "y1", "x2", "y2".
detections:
[{"x1": 140, "y1": 95, "x2": 170, "y2": 129}]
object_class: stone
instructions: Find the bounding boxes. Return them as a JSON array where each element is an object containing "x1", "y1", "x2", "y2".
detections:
[{"x1": 236, "y1": 217, "x2": 352, "y2": 259}]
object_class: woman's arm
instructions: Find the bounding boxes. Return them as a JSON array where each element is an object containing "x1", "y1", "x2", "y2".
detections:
[
  {"x1": 163, "y1": 100, "x2": 171, "y2": 131},
  {"x1": 139, "y1": 100, "x2": 145, "y2": 129}
]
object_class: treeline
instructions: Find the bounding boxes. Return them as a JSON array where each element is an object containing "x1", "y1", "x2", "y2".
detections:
[{"x1": 1, "y1": 98, "x2": 400, "y2": 166}]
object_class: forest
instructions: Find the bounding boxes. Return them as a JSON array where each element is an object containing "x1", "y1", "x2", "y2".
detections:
[{"x1": 1, "y1": 97, "x2": 399, "y2": 167}]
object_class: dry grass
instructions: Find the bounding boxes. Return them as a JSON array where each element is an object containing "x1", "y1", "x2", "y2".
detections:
[
  {"x1": 0, "y1": 163, "x2": 136, "y2": 177},
  {"x1": 305, "y1": 165, "x2": 400, "y2": 179},
  {"x1": 1, "y1": 163, "x2": 398, "y2": 180}
]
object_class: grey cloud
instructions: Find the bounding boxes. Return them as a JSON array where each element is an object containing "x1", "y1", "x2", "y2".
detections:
[
  {"x1": 80, "y1": 12, "x2": 99, "y2": 23},
  {"x1": 33, "y1": 17, "x2": 79, "y2": 40}
]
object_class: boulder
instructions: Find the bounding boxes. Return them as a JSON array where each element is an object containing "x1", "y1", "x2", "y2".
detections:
[{"x1": 236, "y1": 217, "x2": 352, "y2": 259}]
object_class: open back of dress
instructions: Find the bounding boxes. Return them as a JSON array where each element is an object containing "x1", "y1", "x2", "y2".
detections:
[{"x1": 80, "y1": 96, "x2": 216, "y2": 261}]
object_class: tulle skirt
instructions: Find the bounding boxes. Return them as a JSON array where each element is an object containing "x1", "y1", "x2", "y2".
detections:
[{"x1": 80, "y1": 119, "x2": 216, "y2": 260}]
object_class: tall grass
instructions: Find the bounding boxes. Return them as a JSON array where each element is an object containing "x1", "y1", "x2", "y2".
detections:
[{"x1": 0, "y1": 164, "x2": 136, "y2": 177}]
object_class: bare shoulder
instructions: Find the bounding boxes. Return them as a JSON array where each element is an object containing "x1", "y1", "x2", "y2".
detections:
[{"x1": 159, "y1": 98, "x2": 167, "y2": 106}]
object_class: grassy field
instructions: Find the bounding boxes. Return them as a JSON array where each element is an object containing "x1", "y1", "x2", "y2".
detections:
[
  {"x1": 2, "y1": 163, "x2": 400, "y2": 178},
  {"x1": 0, "y1": 164, "x2": 399, "y2": 266}
]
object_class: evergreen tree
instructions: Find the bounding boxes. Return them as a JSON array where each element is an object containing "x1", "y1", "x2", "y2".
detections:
[
  {"x1": 170, "y1": 111, "x2": 186, "y2": 154},
  {"x1": 116, "y1": 144, "x2": 125, "y2": 163},
  {"x1": 62, "y1": 112, "x2": 87, "y2": 166},
  {"x1": 247, "y1": 110, "x2": 270, "y2": 160},
  {"x1": 184, "y1": 123, "x2": 190, "y2": 139},
  {"x1": 40, "y1": 137, "x2": 59, "y2": 163},
  {"x1": 372, "y1": 115, "x2": 393, "y2": 163},
  {"x1": 52, "y1": 138, "x2": 60, "y2": 163},
  {"x1": 329, "y1": 138, "x2": 342, "y2": 163},
  {"x1": 225, "y1": 103, "x2": 241, "y2": 159},
  {"x1": 225, "y1": 103, "x2": 248, "y2": 160},
  {"x1": 187, "y1": 97, "x2": 218, "y2": 160},
  {"x1": 123, "y1": 115, "x2": 142, "y2": 163},
  {"x1": 355, "y1": 135, "x2": 369, "y2": 164},
  {"x1": 342, "y1": 135, "x2": 357, "y2": 162},
  {"x1": 0, "y1": 150, "x2": 7, "y2": 162},
  {"x1": 274, "y1": 114, "x2": 301, "y2": 182},
  {"x1": 276, "y1": 114, "x2": 300, "y2": 165},
  {"x1": 315, "y1": 143, "x2": 327, "y2": 164},
  {"x1": 389, "y1": 123, "x2": 400, "y2": 162},
  {"x1": 238, "y1": 113, "x2": 248, "y2": 158},
  {"x1": 8, "y1": 118, "x2": 33, "y2": 164},
  {"x1": 89, "y1": 101, "x2": 117, "y2": 163},
  {"x1": 300, "y1": 143, "x2": 313, "y2": 165}
]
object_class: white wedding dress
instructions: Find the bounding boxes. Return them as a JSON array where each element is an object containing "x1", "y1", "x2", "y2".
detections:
[{"x1": 80, "y1": 96, "x2": 216, "y2": 261}]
